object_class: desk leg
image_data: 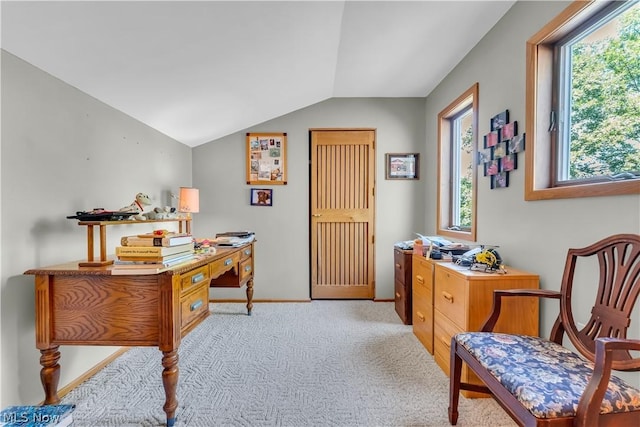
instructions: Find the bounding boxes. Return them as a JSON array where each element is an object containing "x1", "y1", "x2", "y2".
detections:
[
  {"x1": 40, "y1": 346, "x2": 61, "y2": 404},
  {"x1": 246, "y1": 278, "x2": 254, "y2": 316},
  {"x1": 161, "y1": 349, "x2": 179, "y2": 427}
]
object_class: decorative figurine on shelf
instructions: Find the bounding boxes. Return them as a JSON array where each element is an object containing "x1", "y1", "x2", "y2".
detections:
[
  {"x1": 119, "y1": 192, "x2": 152, "y2": 220},
  {"x1": 145, "y1": 206, "x2": 178, "y2": 220}
]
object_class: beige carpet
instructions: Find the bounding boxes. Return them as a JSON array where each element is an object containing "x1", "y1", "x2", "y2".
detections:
[{"x1": 60, "y1": 301, "x2": 516, "y2": 426}]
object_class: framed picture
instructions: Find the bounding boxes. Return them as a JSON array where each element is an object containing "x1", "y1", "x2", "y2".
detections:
[
  {"x1": 250, "y1": 188, "x2": 273, "y2": 206},
  {"x1": 501, "y1": 121, "x2": 518, "y2": 141},
  {"x1": 246, "y1": 132, "x2": 287, "y2": 185},
  {"x1": 385, "y1": 153, "x2": 419, "y2": 180},
  {"x1": 491, "y1": 171, "x2": 509, "y2": 189},
  {"x1": 491, "y1": 110, "x2": 509, "y2": 131},
  {"x1": 484, "y1": 131, "x2": 499, "y2": 148}
]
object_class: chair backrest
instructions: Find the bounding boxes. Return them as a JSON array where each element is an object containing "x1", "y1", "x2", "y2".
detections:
[{"x1": 559, "y1": 234, "x2": 640, "y2": 371}]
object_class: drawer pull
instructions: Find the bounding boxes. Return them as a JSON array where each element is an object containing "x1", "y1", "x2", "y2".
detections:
[
  {"x1": 244, "y1": 265, "x2": 252, "y2": 273},
  {"x1": 395, "y1": 263, "x2": 401, "y2": 269},
  {"x1": 395, "y1": 292, "x2": 401, "y2": 298},
  {"x1": 416, "y1": 275, "x2": 424, "y2": 284},
  {"x1": 440, "y1": 335, "x2": 451, "y2": 348},
  {"x1": 191, "y1": 273, "x2": 205, "y2": 284},
  {"x1": 190, "y1": 299, "x2": 203, "y2": 312},
  {"x1": 416, "y1": 311, "x2": 425, "y2": 322},
  {"x1": 442, "y1": 291, "x2": 454, "y2": 303},
  {"x1": 244, "y1": 249, "x2": 251, "y2": 256},
  {"x1": 224, "y1": 258, "x2": 233, "y2": 266}
]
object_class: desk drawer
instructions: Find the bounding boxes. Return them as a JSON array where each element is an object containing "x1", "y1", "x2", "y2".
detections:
[
  {"x1": 434, "y1": 268, "x2": 466, "y2": 328},
  {"x1": 239, "y1": 258, "x2": 253, "y2": 282},
  {"x1": 181, "y1": 284, "x2": 208, "y2": 329},
  {"x1": 209, "y1": 252, "x2": 240, "y2": 280},
  {"x1": 240, "y1": 245, "x2": 252, "y2": 261},
  {"x1": 180, "y1": 266, "x2": 209, "y2": 294}
]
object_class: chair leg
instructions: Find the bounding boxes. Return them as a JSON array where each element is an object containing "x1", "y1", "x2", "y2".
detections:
[{"x1": 449, "y1": 338, "x2": 462, "y2": 425}]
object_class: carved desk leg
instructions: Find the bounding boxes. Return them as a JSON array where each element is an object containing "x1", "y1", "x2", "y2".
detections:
[
  {"x1": 40, "y1": 346, "x2": 61, "y2": 404},
  {"x1": 162, "y1": 349, "x2": 179, "y2": 427},
  {"x1": 246, "y1": 277, "x2": 254, "y2": 316}
]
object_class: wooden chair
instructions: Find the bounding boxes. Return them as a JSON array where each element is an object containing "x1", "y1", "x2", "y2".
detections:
[{"x1": 448, "y1": 234, "x2": 640, "y2": 427}]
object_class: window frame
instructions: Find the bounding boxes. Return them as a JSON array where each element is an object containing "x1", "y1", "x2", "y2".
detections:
[
  {"x1": 437, "y1": 83, "x2": 478, "y2": 242},
  {"x1": 525, "y1": 0, "x2": 640, "y2": 200}
]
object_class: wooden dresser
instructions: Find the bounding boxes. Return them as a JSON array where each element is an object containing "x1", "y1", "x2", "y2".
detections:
[
  {"x1": 393, "y1": 248, "x2": 413, "y2": 324},
  {"x1": 412, "y1": 254, "x2": 438, "y2": 353},
  {"x1": 433, "y1": 262, "x2": 539, "y2": 397},
  {"x1": 24, "y1": 243, "x2": 254, "y2": 427}
]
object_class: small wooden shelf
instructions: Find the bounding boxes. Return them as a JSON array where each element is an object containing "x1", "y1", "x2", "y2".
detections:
[{"x1": 76, "y1": 218, "x2": 192, "y2": 267}]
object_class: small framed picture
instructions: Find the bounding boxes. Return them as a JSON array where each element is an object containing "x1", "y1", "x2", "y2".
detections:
[
  {"x1": 501, "y1": 153, "x2": 518, "y2": 171},
  {"x1": 485, "y1": 159, "x2": 500, "y2": 176},
  {"x1": 250, "y1": 188, "x2": 273, "y2": 206},
  {"x1": 491, "y1": 110, "x2": 509, "y2": 131},
  {"x1": 491, "y1": 171, "x2": 509, "y2": 189},
  {"x1": 509, "y1": 133, "x2": 526, "y2": 153},
  {"x1": 501, "y1": 121, "x2": 518, "y2": 141},
  {"x1": 385, "y1": 153, "x2": 419, "y2": 180},
  {"x1": 484, "y1": 131, "x2": 499, "y2": 148},
  {"x1": 493, "y1": 142, "x2": 507, "y2": 159}
]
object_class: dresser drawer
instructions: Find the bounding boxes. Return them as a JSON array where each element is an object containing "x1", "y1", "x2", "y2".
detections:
[
  {"x1": 434, "y1": 267, "x2": 466, "y2": 328},
  {"x1": 413, "y1": 257, "x2": 434, "y2": 291},
  {"x1": 180, "y1": 265, "x2": 209, "y2": 294},
  {"x1": 209, "y1": 252, "x2": 240, "y2": 280},
  {"x1": 394, "y1": 249, "x2": 410, "y2": 284},
  {"x1": 412, "y1": 295, "x2": 433, "y2": 354},
  {"x1": 433, "y1": 309, "x2": 462, "y2": 374},
  {"x1": 394, "y1": 279, "x2": 411, "y2": 325},
  {"x1": 180, "y1": 284, "x2": 208, "y2": 330}
]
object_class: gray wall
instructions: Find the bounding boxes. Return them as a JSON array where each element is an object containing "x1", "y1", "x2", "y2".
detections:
[
  {"x1": 0, "y1": 51, "x2": 193, "y2": 406},
  {"x1": 193, "y1": 98, "x2": 427, "y2": 301},
  {"x1": 423, "y1": 0, "x2": 639, "y2": 384}
]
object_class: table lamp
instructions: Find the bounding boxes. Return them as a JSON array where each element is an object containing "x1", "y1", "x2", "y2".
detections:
[{"x1": 179, "y1": 187, "x2": 199, "y2": 234}]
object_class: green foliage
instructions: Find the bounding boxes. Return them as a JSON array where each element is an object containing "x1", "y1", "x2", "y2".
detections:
[{"x1": 569, "y1": 4, "x2": 640, "y2": 179}]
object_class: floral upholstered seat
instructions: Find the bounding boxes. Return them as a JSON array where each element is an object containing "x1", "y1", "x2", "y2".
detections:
[
  {"x1": 448, "y1": 234, "x2": 640, "y2": 427},
  {"x1": 455, "y1": 332, "x2": 640, "y2": 419}
]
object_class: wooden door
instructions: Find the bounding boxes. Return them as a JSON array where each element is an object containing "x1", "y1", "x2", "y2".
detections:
[{"x1": 310, "y1": 129, "x2": 376, "y2": 299}]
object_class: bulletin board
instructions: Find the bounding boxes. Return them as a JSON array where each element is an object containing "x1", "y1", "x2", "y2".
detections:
[{"x1": 246, "y1": 132, "x2": 287, "y2": 185}]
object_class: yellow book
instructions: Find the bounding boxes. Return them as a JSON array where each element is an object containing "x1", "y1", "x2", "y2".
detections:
[{"x1": 115, "y1": 242, "x2": 194, "y2": 257}]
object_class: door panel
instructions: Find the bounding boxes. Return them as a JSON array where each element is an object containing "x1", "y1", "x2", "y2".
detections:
[{"x1": 310, "y1": 129, "x2": 375, "y2": 299}]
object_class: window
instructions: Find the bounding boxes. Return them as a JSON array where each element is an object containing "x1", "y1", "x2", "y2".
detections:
[
  {"x1": 437, "y1": 83, "x2": 478, "y2": 242},
  {"x1": 526, "y1": 0, "x2": 640, "y2": 200}
]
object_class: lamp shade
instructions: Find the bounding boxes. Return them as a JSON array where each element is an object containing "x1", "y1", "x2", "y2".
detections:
[{"x1": 178, "y1": 187, "x2": 199, "y2": 213}]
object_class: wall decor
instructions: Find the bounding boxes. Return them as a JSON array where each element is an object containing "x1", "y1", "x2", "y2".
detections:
[
  {"x1": 246, "y1": 132, "x2": 287, "y2": 185},
  {"x1": 478, "y1": 109, "x2": 526, "y2": 189},
  {"x1": 385, "y1": 153, "x2": 420, "y2": 180},
  {"x1": 491, "y1": 171, "x2": 509, "y2": 189},
  {"x1": 250, "y1": 188, "x2": 273, "y2": 206}
]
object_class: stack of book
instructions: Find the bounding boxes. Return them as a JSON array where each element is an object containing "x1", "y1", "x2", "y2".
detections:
[
  {"x1": 0, "y1": 404, "x2": 75, "y2": 426},
  {"x1": 112, "y1": 232, "x2": 195, "y2": 275}
]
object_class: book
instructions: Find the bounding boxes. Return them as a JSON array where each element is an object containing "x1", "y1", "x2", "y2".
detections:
[
  {"x1": 115, "y1": 242, "x2": 194, "y2": 257},
  {"x1": 121, "y1": 234, "x2": 193, "y2": 247},
  {"x1": 113, "y1": 253, "x2": 195, "y2": 268},
  {"x1": 116, "y1": 251, "x2": 194, "y2": 263},
  {"x1": 111, "y1": 254, "x2": 195, "y2": 275},
  {"x1": 0, "y1": 405, "x2": 74, "y2": 427}
]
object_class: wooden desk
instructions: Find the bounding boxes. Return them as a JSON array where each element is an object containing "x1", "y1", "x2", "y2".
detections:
[{"x1": 24, "y1": 242, "x2": 254, "y2": 427}]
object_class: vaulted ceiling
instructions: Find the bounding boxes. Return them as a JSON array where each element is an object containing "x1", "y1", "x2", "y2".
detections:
[{"x1": 1, "y1": 1, "x2": 516, "y2": 147}]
